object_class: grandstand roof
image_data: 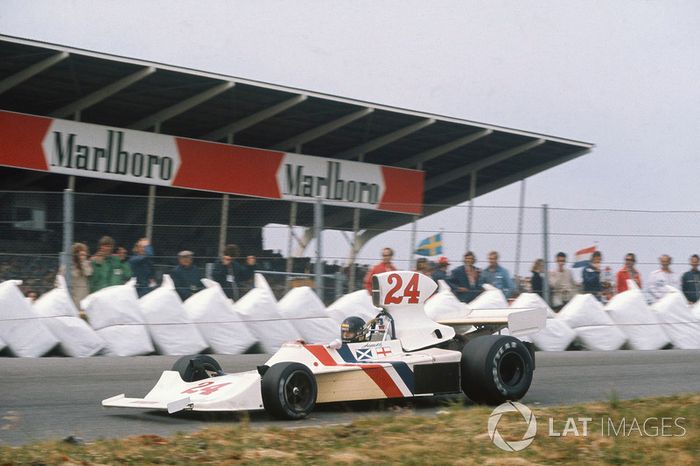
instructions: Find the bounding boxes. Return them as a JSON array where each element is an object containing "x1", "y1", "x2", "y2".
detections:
[{"x1": 0, "y1": 34, "x2": 593, "y2": 232}]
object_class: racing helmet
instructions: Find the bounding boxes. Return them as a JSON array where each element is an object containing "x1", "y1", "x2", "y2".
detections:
[{"x1": 341, "y1": 316, "x2": 366, "y2": 343}]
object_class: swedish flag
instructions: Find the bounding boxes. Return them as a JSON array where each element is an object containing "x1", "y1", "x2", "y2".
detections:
[{"x1": 415, "y1": 233, "x2": 443, "y2": 256}]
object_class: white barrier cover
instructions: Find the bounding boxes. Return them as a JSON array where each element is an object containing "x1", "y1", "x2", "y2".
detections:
[
  {"x1": 0, "y1": 280, "x2": 59, "y2": 357},
  {"x1": 531, "y1": 318, "x2": 576, "y2": 352},
  {"x1": 425, "y1": 280, "x2": 470, "y2": 321},
  {"x1": 468, "y1": 285, "x2": 508, "y2": 310},
  {"x1": 605, "y1": 280, "x2": 670, "y2": 350},
  {"x1": 557, "y1": 293, "x2": 626, "y2": 351},
  {"x1": 327, "y1": 289, "x2": 380, "y2": 324},
  {"x1": 184, "y1": 279, "x2": 257, "y2": 354},
  {"x1": 510, "y1": 293, "x2": 556, "y2": 318},
  {"x1": 278, "y1": 286, "x2": 339, "y2": 344},
  {"x1": 80, "y1": 280, "x2": 154, "y2": 356},
  {"x1": 81, "y1": 280, "x2": 146, "y2": 330},
  {"x1": 651, "y1": 286, "x2": 700, "y2": 350},
  {"x1": 139, "y1": 275, "x2": 209, "y2": 355},
  {"x1": 32, "y1": 278, "x2": 105, "y2": 357},
  {"x1": 234, "y1": 274, "x2": 301, "y2": 353},
  {"x1": 96, "y1": 324, "x2": 155, "y2": 357}
]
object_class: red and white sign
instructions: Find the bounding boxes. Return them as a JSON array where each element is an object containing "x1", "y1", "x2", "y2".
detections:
[{"x1": 0, "y1": 110, "x2": 424, "y2": 214}]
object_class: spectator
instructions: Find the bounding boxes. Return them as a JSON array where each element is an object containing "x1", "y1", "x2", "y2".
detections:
[
  {"x1": 171, "y1": 250, "x2": 204, "y2": 301},
  {"x1": 129, "y1": 238, "x2": 156, "y2": 297},
  {"x1": 114, "y1": 246, "x2": 132, "y2": 285},
  {"x1": 616, "y1": 253, "x2": 642, "y2": 293},
  {"x1": 415, "y1": 257, "x2": 431, "y2": 276},
  {"x1": 212, "y1": 244, "x2": 256, "y2": 300},
  {"x1": 530, "y1": 259, "x2": 544, "y2": 296},
  {"x1": 647, "y1": 254, "x2": 680, "y2": 302},
  {"x1": 449, "y1": 251, "x2": 482, "y2": 303},
  {"x1": 59, "y1": 242, "x2": 93, "y2": 309},
  {"x1": 481, "y1": 251, "x2": 515, "y2": 299},
  {"x1": 431, "y1": 256, "x2": 450, "y2": 283},
  {"x1": 25, "y1": 290, "x2": 39, "y2": 302},
  {"x1": 681, "y1": 254, "x2": 700, "y2": 304},
  {"x1": 89, "y1": 236, "x2": 129, "y2": 292},
  {"x1": 363, "y1": 247, "x2": 397, "y2": 293},
  {"x1": 582, "y1": 251, "x2": 604, "y2": 301},
  {"x1": 549, "y1": 252, "x2": 578, "y2": 310}
]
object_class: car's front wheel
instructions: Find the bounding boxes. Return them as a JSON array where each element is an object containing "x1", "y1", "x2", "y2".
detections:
[
  {"x1": 172, "y1": 354, "x2": 223, "y2": 382},
  {"x1": 261, "y1": 362, "x2": 317, "y2": 420}
]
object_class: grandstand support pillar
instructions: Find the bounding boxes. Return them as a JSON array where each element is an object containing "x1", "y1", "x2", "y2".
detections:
[
  {"x1": 62, "y1": 189, "x2": 74, "y2": 292},
  {"x1": 466, "y1": 171, "x2": 477, "y2": 251},
  {"x1": 314, "y1": 197, "x2": 324, "y2": 295},
  {"x1": 542, "y1": 204, "x2": 551, "y2": 305},
  {"x1": 218, "y1": 194, "x2": 230, "y2": 256},
  {"x1": 285, "y1": 201, "x2": 298, "y2": 292},
  {"x1": 146, "y1": 185, "x2": 156, "y2": 239},
  {"x1": 348, "y1": 208, "x2": 361, "y2": 292},
  {"x1": 514, "y1": 179, "x2": 526, "y2": 286}
]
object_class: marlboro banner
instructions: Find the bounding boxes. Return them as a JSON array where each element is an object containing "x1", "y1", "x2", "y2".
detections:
[{"x1": 0, "y1": 110, "x2": 424, "y2": 214}]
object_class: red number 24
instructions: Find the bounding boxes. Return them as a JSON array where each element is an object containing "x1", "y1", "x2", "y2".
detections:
[{"x1": 384, "y1": 273, "x2": 420, "y2": 305}]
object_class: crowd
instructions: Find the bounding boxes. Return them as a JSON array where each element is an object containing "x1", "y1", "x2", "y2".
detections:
[
  {"x1": 54, "y1": 235, "x2": 257, "y2": 311},
  {"x1": 363, "y1": 247, "x2": 700, "y2": 309}
]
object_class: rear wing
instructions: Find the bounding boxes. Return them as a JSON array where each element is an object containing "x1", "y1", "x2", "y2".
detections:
[{"x1": 437, "y1": 306, "x2": 547, "y2": 338}]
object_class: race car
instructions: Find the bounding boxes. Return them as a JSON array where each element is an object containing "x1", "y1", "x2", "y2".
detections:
[{"x1": 102, "y1": 271, "x2": 546, "y2": 419}]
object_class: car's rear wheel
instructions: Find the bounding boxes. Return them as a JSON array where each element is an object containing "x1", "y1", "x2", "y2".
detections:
[
  {"x1": 261, "y1": 362, "x2": 317, "y2": 420},
  {"x1": 460, "y1": 335, "x2": 534, "y2": 405},
  {"x1": 172, "y1": 354, "x2": 223, "y2": 382}
]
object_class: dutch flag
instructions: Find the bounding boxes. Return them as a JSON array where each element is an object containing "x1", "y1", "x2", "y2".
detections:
[{"x1": 573, "y1": 245, "x2": 596, "y2": 268}]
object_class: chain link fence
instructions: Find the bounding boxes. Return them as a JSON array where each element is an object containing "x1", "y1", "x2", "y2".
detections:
[{"x1": 2, "y1": 190, "x2": 699, "y2": 304}]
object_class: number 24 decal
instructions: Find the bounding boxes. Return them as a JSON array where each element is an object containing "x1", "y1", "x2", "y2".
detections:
[
  {"x1": 384, "y1": 273, "x2": 420, "y2": 304},
  {"x1": 181, "y1": 380, "x2": 231, "y2": 396}
]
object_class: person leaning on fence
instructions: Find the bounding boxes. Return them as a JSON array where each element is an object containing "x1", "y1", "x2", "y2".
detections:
[
  {"x1": 530, "y1": 259, "x2": 544, "y2": 296},
  {"x1": 129, "y1": 238, "x2": 156, "y2": 297},
  {"x1": 212, "y1": 244, "x2": 256, "y2": 300},
  {"x1": 89, "y1": 236, "x2": 130, "y2": 293},
  {"x1": 681, "y1": 254, "x2": 700, "y2": 304},
  {"x1": 171, "y1": 250, "x2": 204, "y2": 301},
  {"x1": 647, "y1": 254, "x2": 680, "y2": 303},
  {"x1": 616, "y1": 252, "x2": 642, "y2": 293},
  {"x1": 59, "y1": 242, "x2": 92, "y2": 309},
  {"x1": 114, "y1": 245, "x2": 132, "y2": 285},
  {"x1": 549, "y1": 252, "x2": 578, "y2": 310},
  {"x1": 449, "y1": 251, "x2": 482, "y2": 303},
  {"x1": 582, "y1": 251, "x2": 604, "y2": 301},
  {"x1": 363, "y1": 247, "x2": 397, "y2": 293},
  {"x1": 480, "y1": 250, "x2": 515, "y2": 299},
  {"x1": 414, "y1": 257, "x2": 432, "y2": 276},
  {"x1": 431, "y1": 256, "x2": 450, "y2": 283}
]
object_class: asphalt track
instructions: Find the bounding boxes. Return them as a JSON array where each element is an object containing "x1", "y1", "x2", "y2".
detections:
[{"x1": 1, "y1": 350, "x2": 699, "y2": 446}]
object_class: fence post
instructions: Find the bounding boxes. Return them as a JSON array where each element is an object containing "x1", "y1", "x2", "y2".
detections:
[
  {"x1": 334, "y1": 271, "x2": 344, "y2": 300},
  {"x1": 285, "y1": 201, "x2": 298, "y2": 292},
  {"x1": 348, "y1": 208, "x2": 360, "y2": 292},
  {"x1": 314, "y1": 196, "x2": 324, "y2": 295},
  {"x1": 218, "y1": 194, "x2": 229, "y2": 257},
  {"x1": 62, "y1": 189, "x2": 74, "y2": 291},
  {"x1": 542, "y1": 203, "x2": 551, "y2": 305},
  {"x1": 466, "y1": 171, "x2": 477, "y2": 251},
  {"x1": 145, "y1": 185, "x2": 156, "y2": 239},
  {"x1": 514, "y1": 180, "x2": 526, "y2": 287}
]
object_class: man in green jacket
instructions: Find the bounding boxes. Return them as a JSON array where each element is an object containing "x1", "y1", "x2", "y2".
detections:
[{"x1": 90, "y1": 236, "x2": 131, "y2": 292}]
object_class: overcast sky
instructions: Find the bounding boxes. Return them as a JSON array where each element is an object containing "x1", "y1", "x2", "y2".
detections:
[{"x1": 2, "y1": 1, "x2": 699, "y2": 275}]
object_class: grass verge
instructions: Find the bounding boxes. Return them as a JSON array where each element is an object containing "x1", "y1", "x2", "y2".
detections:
[{"x1": 0, "y1": 394, "x2": 697, "y2": 465}]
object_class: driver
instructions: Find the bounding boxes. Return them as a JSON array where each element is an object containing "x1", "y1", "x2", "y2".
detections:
[{"x1": 340, "y1": 316, "x2": 366, "y2": 343}]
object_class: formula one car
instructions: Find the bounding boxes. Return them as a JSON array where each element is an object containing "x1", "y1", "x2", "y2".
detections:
[{"x1": 102, "y1": 271, "x2": 546, "y2": 419}]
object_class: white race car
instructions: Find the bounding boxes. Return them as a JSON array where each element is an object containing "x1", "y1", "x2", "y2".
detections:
[{"x1": 103, "y1": 271, "x2": 546, "y2": 419}]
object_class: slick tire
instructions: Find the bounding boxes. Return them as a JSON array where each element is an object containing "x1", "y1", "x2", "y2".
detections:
[
  {"x1": 172, "y1": 354, "x2": 223, "y2": 382},
  {"x1": 460, "y1": 335, "x2": 534, "y2": 405},
  {"x1": 261, "y1": 362, "x2": 317, "y2": 420}
]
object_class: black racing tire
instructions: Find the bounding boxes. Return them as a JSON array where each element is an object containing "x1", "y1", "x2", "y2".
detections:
[
  {"x1": 261, "y1": 362, "x2": 317, "y2": 420},
  {"x1": 460, "y1": 335, "x2": 534, "y2": 405},
  {"x1": 172, "y1": 354, "x2": 223, "y2": 382}
]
